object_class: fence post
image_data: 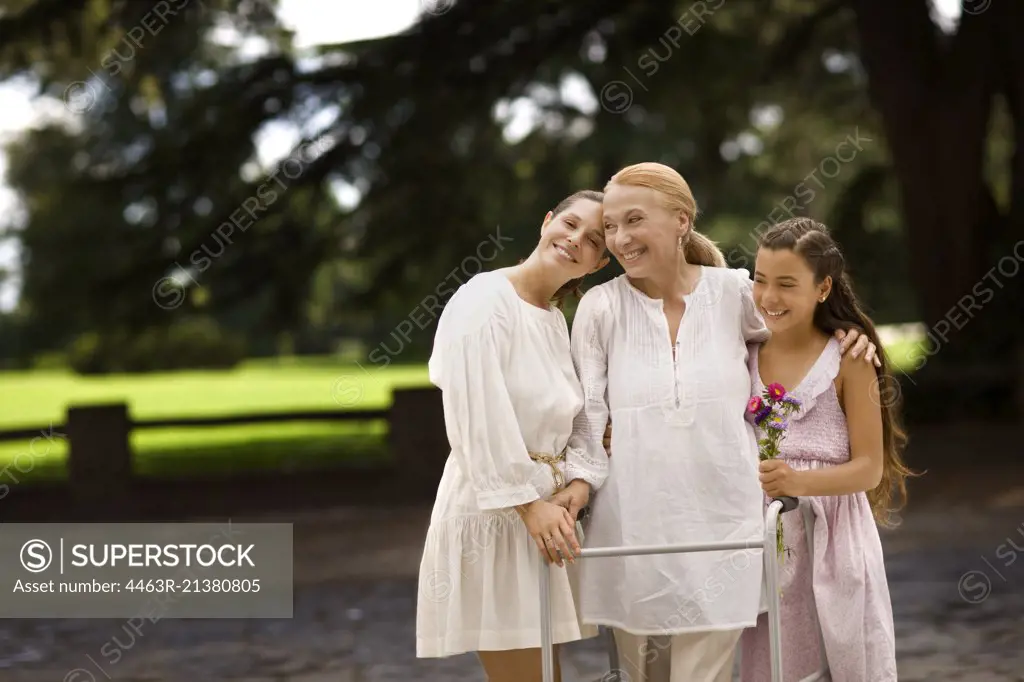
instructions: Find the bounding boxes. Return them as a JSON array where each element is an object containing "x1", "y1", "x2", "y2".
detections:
[
  {"x1": 389, "y1": 387, "x2": 449, "y2": 490},
  {"x1": 65, "y1": 403, "x2": 134, "y2": 512}
]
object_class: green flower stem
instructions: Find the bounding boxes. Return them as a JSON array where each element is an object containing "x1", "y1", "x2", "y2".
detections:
[{"x1": 755, "y1": 392, "x2": 803, "y2": 565}]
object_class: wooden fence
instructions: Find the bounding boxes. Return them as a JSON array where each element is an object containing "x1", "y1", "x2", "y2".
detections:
[{"x1": 0, "y1": 387, "x2": 450, "y2": 507}]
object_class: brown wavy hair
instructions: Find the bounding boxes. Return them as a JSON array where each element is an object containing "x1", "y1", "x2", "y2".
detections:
[
  {"x1": 758, "y1": 218, "x2": 917, "y2": 526},
  {"x1": 605, "y1": 162, "x2": 727, "y2": 267}
]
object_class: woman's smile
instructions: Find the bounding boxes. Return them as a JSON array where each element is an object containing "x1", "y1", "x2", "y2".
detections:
[
  {"x1": 552, "y1": 242, "x2": 578, "y2": 263},
  {"x1": 621, "y1": 246, "x2": 647, "y2": 262}
]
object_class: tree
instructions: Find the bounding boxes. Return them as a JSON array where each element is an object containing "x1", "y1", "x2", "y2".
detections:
[
  {"x1": 849, "y1": 0, "x2": 1023, "y2": 416},
  {"x1": 1, "y1": 0, "x2": 1020, "y2": 417},
  {"x1": 0, "y1": 1, "x2": 887, "y2": 334}
]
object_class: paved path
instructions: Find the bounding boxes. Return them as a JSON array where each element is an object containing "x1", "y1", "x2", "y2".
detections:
[{"x1": 2, "y1": 499, "x2": 1022, "y2": 681}]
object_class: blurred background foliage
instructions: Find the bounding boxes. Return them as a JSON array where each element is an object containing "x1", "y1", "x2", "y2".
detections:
[{"x1": 0, "y1": 0, "x2": 1020, "y2": 420}]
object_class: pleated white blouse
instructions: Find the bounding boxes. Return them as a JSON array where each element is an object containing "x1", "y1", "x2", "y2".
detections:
[
  {"x1": 416, "y1": 270, "x2": 596, "y2": 658},
  {"x1": 565, "y1": 266, "x2": 772, "y2": 634}
]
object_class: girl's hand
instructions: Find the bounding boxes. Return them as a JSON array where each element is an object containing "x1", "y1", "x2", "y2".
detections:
[
  {"x1": 759, "y1": 459, "x2": 807, "y2": 498},
  {"x1": 519, "y1": 500, "x2": 580, "y2": 566},
  {"x1": 834, "y1": 328, "x2": 882, "y2": 368},
  {"x1": 550, "y1": 479, "x2": 591, "y2": 522},
  {"x1": 603, "y1": 419, "x2": 612, "y2": 456}
]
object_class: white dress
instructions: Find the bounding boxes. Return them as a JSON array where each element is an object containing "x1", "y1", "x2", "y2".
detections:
[
  {"x1": 565, "y1": 266, "x2": 771, "y2": 635},
  {"x1": 416, "y1": 270, "x2": 596, "y2": 658}
]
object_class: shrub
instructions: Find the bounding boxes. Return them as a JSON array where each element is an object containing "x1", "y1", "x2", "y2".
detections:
[{"x1": 67, "y1": 318, "x2": 245, "y2": 374}]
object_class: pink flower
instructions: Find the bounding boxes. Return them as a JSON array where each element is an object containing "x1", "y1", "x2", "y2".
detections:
[
  {"x1": 766, "y1": 383, "x2": 787, "y2": 401},
  {"x1": 747, "y1": 396, "x2": 764, "y2": 414}
]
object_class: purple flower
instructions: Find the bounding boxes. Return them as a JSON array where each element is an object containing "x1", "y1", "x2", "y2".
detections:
[
  {"x1": 753, "y1": 405, "x2": 772, "y2": 426},
  {"x1": 782, "y1": 395, "x2": 802, "y2": 408},
  {"x1": 760, "y1": 410, "x2": 788, "y2": 431}
]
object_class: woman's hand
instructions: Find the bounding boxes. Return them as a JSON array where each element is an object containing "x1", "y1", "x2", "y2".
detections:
[
  {"x1": 758, "y1": 459, "x2": 807, "y2": 498},
  {"x1": 550, "y1": 479, "x2": 591, "y2": 522},
  {"x1": 834, "y1": 328, "x2": 882, "y2": 368},
  {"x1": 518, "y1": 500, "x2": 580, "y2": 566},
  {"x1": 603, "y1": 419, "x2": 612, "y2": 456}
]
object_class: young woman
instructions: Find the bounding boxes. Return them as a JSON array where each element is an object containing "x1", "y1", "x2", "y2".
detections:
[
  {"x1": 739, "y1": 218, "x2": 913, "y2": 682},
  {"x1": 553, "y1": 163, "x2": 879, "y2": 682},
  {"x1": 415, "y1": 190, "x2": 609, "y2": 682}
]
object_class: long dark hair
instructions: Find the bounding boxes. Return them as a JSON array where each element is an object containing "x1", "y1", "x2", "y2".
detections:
[
  {"x1": 758, "y1": 218, "x2": 915, "y2": 526},
  {"x1": 546, "y1": 190, "x2": 605, "y2": 308}
]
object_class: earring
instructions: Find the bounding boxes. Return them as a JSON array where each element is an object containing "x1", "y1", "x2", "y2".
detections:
[
  {"x1": 820, "y1": 295, "x2": 827, "y2": 302},
  {"x1": 678, "y1": 234, "x2": 684, "y2": 251}
]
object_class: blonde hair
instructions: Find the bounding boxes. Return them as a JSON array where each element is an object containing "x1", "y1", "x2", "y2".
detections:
[{"x1": 605, "y1": 162, "x2": 726, "y2": 267}]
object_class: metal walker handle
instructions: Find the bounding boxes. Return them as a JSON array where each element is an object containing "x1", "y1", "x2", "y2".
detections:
[{"x1": 539, "y1": 496, "x2": 804, "y2": 682}]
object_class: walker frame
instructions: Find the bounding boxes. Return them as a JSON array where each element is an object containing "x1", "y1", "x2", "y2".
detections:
[{"x1": 538, "y1": 496, "x2": 831, "y2": 682}]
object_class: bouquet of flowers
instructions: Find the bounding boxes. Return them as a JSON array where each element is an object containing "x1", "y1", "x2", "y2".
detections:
[{"x1": 747, "y1": 382, "x2": 802, "y2": 559}]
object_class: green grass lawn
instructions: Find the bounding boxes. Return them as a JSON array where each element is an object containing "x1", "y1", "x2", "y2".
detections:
[
  {"x1": 0, "y1": 358, "x2": 431, "y2": 481},
  {"x1": 0, "y1": 333, "x2": 923, "y2": 482}
]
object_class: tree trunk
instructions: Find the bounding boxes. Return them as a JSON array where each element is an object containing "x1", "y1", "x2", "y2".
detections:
[
  {"x1": 994, "y1": 2, "x2": 1024, "y2": 416},
  {"x1": 853, "y1": 0, "x2": 995, "y2": 324},
  {"x1": 851, "y1": 0, "x2": 1024, "y2": 418}
]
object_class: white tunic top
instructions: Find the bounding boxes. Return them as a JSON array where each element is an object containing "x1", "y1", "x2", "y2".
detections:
[
  {"x1": 565, "y1": 266, "x2": 771, "y2": 634},
  {"x1": 416, "y1": 270, "x2": 596, "y2": 658}
]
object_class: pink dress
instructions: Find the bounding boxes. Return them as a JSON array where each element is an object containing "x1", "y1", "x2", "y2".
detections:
[{"x1": 739, "y1": 337, "x2": 897, "y2": 682}]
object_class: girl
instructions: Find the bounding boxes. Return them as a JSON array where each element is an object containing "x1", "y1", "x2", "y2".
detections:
[
  {"x1": 416, "y1": 190, "x2": 609, "y2": 682},
  {"x1": 739, "y1": 217, "x2": 913, "y2": 682},
  {"x1": 554, "y1": 163, "x2": 879, "y2": 682}
]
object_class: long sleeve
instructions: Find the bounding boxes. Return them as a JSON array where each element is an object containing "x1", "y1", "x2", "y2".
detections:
[
  {"x1": 733, "y1": 268, "x2": 770, "y2": 343},
  {"x1": 427, "y1": 279, "x2": 556, "y2": 511},
  {"x1": 564, "y1": 286, "x2": 612, "y2": 491}
]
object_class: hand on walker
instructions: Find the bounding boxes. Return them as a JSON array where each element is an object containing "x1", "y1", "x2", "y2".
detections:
[
  {"x1": 759, "y1": 459, "x2": 806, "y2": 498},
  {"x1": 518, "y1": 500, "x2": 580, "y2": 566},
  {"x1": 550, "y1": 479, "x2": 591, "y2": 522},
  {"x1": 834, "y1": 328, "x2": 881, "y2": 368}
]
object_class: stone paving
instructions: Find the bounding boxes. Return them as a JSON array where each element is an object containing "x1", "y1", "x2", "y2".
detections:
[{"x1": 1, "y1": 501, "x2": 1022, "y2": 681}]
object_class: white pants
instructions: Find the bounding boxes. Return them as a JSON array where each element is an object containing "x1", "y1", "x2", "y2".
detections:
[{"x1": 612, "y1": 628, "x2": 741, "y2": 682}]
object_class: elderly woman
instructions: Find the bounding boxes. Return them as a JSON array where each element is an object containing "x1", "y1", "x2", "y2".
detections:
[{"x1": 552, "y1": 163, "x2": 877, "y2": 682}]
